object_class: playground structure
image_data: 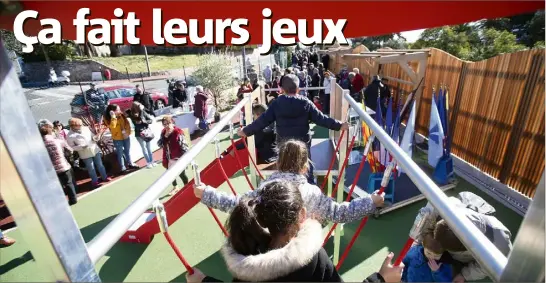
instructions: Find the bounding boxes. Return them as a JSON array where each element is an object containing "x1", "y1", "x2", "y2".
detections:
[{"x1": 2, "y1": 33, "x2": 545, "y2": 282}]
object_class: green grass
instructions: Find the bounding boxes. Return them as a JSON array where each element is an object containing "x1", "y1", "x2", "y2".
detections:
[
  {"x1": 0, "y1": 127, "x2": 524, "y2": 282},
  {"x1": 77, "y1": 54, "x2": 200, "y2": 73}
]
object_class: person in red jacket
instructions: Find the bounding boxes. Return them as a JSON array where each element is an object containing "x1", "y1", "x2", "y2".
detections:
[
  {"x1": 351, "y1": 68, "x2": 365, "y2": 102},
  {"x1": 313, "y1": 96, "x2": 323, "y2": 112},
  {"x1": 193, "y1": 85, "x2": 210, "y2": 131},
  {"x1": 159, "y1": 115, "x2": 190, "y2": 196}
]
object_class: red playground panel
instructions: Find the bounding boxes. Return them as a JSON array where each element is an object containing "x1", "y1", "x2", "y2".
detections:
[{"x1": 121, "y1": 140, "x2": 249, "y2": 244}]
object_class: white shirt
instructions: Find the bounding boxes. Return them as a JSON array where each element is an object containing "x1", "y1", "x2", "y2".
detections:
[
  {"x1": 323, "y1": 78, "x2": 331, "y2": 94},
  {"x1": 66, "y1": 127, "x2": 100, "y2": 159}
]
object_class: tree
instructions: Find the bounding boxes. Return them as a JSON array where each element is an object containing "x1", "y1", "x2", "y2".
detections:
[
  {"x1": 0, "y1": 29, "x2": 22, "y2": 55},
  {"x1": 353, "y1": 33, "x2": 408, "y2": 50},
  {"x1": 191, "y1": 53, "x2": 236, "y2": 116},
  {"x1": 478, "y1": 10, "x2": 545, "y2": 48}
]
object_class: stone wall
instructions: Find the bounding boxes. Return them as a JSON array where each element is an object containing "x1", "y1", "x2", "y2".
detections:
[{"x1": 22, "y1": 59, "x2": 193, "y2": 83}]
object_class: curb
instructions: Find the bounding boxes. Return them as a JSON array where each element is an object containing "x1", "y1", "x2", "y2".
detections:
[{"x1": 68, "y1": 76, "x2": 172, "y2": 86}]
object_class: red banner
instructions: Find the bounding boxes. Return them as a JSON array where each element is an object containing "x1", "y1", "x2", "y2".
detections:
[{"x1": 1, "y1": 1, "x2": 543, "y2": 47}]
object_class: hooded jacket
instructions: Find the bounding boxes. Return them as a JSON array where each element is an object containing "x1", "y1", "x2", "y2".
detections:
[
  {"x1": 402, "y1": 245, "x2": 453, "y2": 282},
  {"x1": 193, "y1": 91, "x2": 209, "y2": 120},
  {"x1": 203, "y1": 219, "x2": 385, "y2": 282},
  {"x1": 201, "y1": 172, "x2": 377, "y2": 224},
  {"x1": 242, "y1": 95, "x2": 342, "y2": 144}
]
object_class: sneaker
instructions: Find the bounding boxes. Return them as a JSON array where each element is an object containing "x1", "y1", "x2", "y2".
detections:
[
  {"x1": 128, "y1": 164, "x2": 139, "y2": 169},
  {"x1": 146, "y1": 164, "x2": 153, "y2": 169},
  {"x1": 169, "y1": 186, "x2": 181, "y2": 196},
  {"x1": 0, "y1": 236, "x2": 16, "y2": 247},
  {"x1": 101, "y1": 177, "x2": 112, "y2": 183},
  {"x1": 69, "y1": 200, "x2": 78, "y2": 206},
  {"x1": 91, "y1": 182, "x2": 102, "y2": 188}
]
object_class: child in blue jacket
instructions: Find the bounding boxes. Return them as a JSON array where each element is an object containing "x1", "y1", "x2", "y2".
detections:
[
  {"x1": 402, "y1": 233, "x2": 453, "y2": 282},
  {"x1": 237, "y1": 74, "x2": 349, "y2": 184}
]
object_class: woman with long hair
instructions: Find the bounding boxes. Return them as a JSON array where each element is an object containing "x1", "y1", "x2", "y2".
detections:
[
  {"x1": 104, "y1": 104, "x2": 138, "y2": 173},
  {"x1": 128, "y1": 102, "x2": 155, "y2": 169}
]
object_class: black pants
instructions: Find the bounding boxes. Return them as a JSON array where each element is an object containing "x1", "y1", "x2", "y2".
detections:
[
  {"x1": 58, "y1": 169, "x2": 77, "y2": 204},
  {"x1": 173, "y1": 170, "x2": 189, "y2": 187}
]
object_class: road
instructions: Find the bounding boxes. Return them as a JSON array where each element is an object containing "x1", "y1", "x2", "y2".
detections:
[{"x1": 24, "y1": 79, "x2": 169, "y2": 124}]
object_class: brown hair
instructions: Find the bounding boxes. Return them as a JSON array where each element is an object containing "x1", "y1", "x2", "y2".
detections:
[
  {"x1": 422, "y1": 232, "x2": 444, "y2": 254},
  {"x1": 434, "y1": 219, "x2": 467, "y2": 252},
  {"x1": 68, "y1": 118, "x2": 83, "y2": 127},
  {"x1": 162, "y1": 115, "x2": 174, "y2": 125},
  {"x1": 276, "y1": 140, "x2": 309, "y2": 174}
]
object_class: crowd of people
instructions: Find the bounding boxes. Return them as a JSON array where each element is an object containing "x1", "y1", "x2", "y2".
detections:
[{"x1": 1, "y1": 50, "x2": 513, "y2": 283}]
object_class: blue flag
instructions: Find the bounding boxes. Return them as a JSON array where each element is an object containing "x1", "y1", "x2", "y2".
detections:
[
  {"x1": 428, "y1": 94, "x2": 445, "y2": 167},
  {"x1": 392, "y1": 98, "x2": 401, "y2": 144}
]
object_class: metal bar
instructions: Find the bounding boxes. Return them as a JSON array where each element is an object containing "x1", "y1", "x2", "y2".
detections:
[
  {"x1": 499, "y1": 172, "x2": 545, "y2": 282},
  {"x1": 0, "y1": 44, "x2": 100, "y2": 282},
  {"x1": 344, "y1": 93, "x2": 508, "y2": 281},
  {"x1": 263, "y1": 86, "x2": 326, "y2": 92},
  {"x1": 87, "y1": 95, "x2": 251, "y2": 263}
]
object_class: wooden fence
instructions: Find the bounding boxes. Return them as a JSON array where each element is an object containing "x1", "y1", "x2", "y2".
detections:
[{"x1": 329, "y1": 48, "x2": 545, "y2": 198}]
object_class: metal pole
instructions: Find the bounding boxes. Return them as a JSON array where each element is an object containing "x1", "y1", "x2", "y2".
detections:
[
  {"x1": 499, "y1": 172, "x2": 545, "y2": 282},
  {"x1": 183, "y1": 66, "x2": 187, "y2": 82},
  {"x1": 242, "y1": 46, "x2": 247, "y2": 79},
  {"x1": 344, "y1": 93, "x2": 508, "y2": 281},
  {"x1": 126, "y1": 66, "x2": 130, "y2": 81},
  {"x1": 0, "y1": 43, "x2": 100, "y2": 282},
  {"x1": 140, "y1": 72, "x2": 146, "y2": 93},
  {"x1": 144, "y1": 45, "x2": 151, "y2": 77},
  {"x1": 87, "y1": 95, "x2": 251, "y2": 263}
]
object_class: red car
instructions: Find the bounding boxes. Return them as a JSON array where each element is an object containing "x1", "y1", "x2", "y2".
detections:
[{"x1": 100, "y1": 85, "x2": 168, "y2": 111}]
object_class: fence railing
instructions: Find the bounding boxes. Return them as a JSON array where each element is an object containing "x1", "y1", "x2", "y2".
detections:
[
  {"x1": 86, "y1": 94, "x2": 252, "y2": 263},
  {"x1": 344, "y1": 92, "x2": 508, "y2": 281},
  {"x1": 328, "y1": 47, "x2": 545, "y2": 199}
]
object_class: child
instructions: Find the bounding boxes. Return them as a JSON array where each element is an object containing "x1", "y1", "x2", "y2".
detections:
[
  {"x1": 194, "y1": 139, "x2": 384, "y2": 224},
  {"x1": 313, "y1": 96, "x2": 323, "y2": 112},
  {"x1": 233, "y1": 103, "x2": 276, "y2": 164},
  {"x1": 237, "y1": 74, "x2": 349, "y2": 184},
  {"x1": 402, "y1": 233, "x2": 453, "y2": 282},
  {"x1": 188, "y1": 180, "x2": 400, "y2": 283}
]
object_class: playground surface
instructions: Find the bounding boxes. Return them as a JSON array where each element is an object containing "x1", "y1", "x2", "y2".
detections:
[{"x1": 0, "y1": 125, "x2": 523, "y2": 282}]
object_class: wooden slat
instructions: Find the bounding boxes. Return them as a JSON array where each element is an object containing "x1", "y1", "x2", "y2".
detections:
[{"x1": 329, "y1": 47, "x2": 544, "y2": 199}]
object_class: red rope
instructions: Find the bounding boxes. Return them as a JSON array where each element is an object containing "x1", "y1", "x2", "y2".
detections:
[
  {"x1": 230, "y1": 138, "x2": 255, "y2": 190},
  {"x1": 241, "y1": 138, "x2": 265, "y2": 180},
  {"x1": 320, "y1": 130, "x2": 346, "y2": 193},
  {"x1": 336, "y1": 216, "x2": 369, "y2": 269},
  {"x1": 216, "y1": 159, "x2": 237, "y2": 196},
  {"x1": 208, "y1": 207, "x2": 229, "y2": 237},
  {"x1": 331, "y1": 134, "x2": 358, "y2": 197},
  {"x1": 335, "y1": 182, "x2": 389, "y2": 269},
  {"x1": 394, "y1": 237, "x2": 414, "y2": 266},
  {"x1": 322, "y1": 142, "x2": 369, "y2": 246},
  {"x1": 164, "y1": 231, "x2": 194, "y2": 275}
]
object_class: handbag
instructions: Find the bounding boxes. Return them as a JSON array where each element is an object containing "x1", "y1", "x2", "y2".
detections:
[
  {"x1": 198, "y1": 119, "x2": 209, "y2": 131},
  {"x1": 140, "y1": 128, "x2": 155, "y2": 142}
]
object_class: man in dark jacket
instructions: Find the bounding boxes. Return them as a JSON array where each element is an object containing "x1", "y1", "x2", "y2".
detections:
[
  {"x1": 363, "y1": 76, "x2": 383, "y2": 111},
  {"x1": 193, "y1": 86, "x2": 209, "y2": 130},
  {"x1": 237, "y1": 74, "x2": 349, "y2": 184},
  {"x1": 134, "y1": 85, "x2": 155, "y2": 116},
  {"x1": 172, "y1": 82, "x2": 188, "y2": 109}
]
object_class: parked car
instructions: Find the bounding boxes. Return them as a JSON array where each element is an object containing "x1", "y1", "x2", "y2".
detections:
[{"x1": 71, "y1": 85, "x2": 168, "y2": 115}]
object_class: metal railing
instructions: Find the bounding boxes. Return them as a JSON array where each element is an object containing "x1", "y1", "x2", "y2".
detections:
[
  {"x1": 86, "y1": 95, "x2": 251, "y2": 263},
  {"x1": 344, "y1": 93, "x2": 507, "y2": 281},
  {"x1": 263, "y1": 86, "x2": 326, "y2": 92}
]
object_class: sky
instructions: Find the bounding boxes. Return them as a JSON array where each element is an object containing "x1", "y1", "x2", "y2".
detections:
[{"x1": 400, "y1": 29, "x2": 425, "y2": 43}]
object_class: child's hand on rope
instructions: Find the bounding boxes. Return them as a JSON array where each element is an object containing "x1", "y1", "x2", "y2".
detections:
[
  {"x1": 185, "y1": 268, "x2": 206, "y2": 283},
  {"x1": 193, "y1": 183, "x2": 207, "y2": 199},
  {"x1": 371, "y1": 190, "x2": 385, "y2": 207}
]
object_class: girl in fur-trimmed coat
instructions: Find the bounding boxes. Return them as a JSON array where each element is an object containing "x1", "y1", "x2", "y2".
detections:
[
  {"x1": 186, "y1": 180, "x2": 402, "y2": 283},
  {"x1": 193, "y1": 139, "x2": 384, "y2": 224}
]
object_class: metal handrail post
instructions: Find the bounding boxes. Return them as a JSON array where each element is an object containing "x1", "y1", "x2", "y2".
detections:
[
  {"x1": 344, "y1": 93, "x2": 507, "y2": 281},
  {"x1": 87, "y1": 96, "x2": 251, "y2": 263}
]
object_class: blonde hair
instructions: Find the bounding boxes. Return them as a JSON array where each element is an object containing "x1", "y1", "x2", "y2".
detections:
[
  {"x1": 276, "y1": 140, "x2": 311, "y2": 174},
  {"x1": 68, "y1": 118, "x2": 83, "y2": 127},
  {"x1": 353, "y1": 68, "x2": 360, "y2": 74}
]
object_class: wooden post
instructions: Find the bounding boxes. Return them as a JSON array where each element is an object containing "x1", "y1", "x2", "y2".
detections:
[
  {"x1": 412, "y1": 58, "x2": 428, "y2": 131},
  {"x1": 246, "y1": 88, "x2": 258, "y2": 188}
]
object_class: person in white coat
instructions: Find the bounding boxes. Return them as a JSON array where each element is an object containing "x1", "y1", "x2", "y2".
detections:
[
  {"x1": 67, "y1": 118, "x2": 111, "y2": 188},
  {"x1": 321, "y1": 71, "x2": 332, "y2": 114}
]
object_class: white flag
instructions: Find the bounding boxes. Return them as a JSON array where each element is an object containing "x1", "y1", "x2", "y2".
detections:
[
  {"x1": 428, "y1": 96, "x2": 445, "y2": 168},
  {"x1": 399, "y1": 102, "x2": 416, "y2": 175}
]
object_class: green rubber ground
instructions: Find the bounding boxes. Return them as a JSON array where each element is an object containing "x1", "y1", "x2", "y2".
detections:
[{"x1": 0, "y1": 128, "x2": 523, "y2": 282}]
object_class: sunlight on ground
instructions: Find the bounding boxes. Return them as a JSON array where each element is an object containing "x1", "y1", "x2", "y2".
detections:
[{"x1": 80, "y1": 55, "x2": 200, "y2": 73}]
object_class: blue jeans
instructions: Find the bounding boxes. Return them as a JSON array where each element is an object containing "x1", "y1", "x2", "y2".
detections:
[
  {"x1": 0, "y1": 228, "x2": 4, "y2": 239},
  {"x1": 136, "y1": 137, "x2": 154, "y2": 164},
  {"x1": 113, "y1": 138, "x2": 132, "y2": 171},
  {"x1": 82, "y1": 152, "x2": 108, "y2": 184}
]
